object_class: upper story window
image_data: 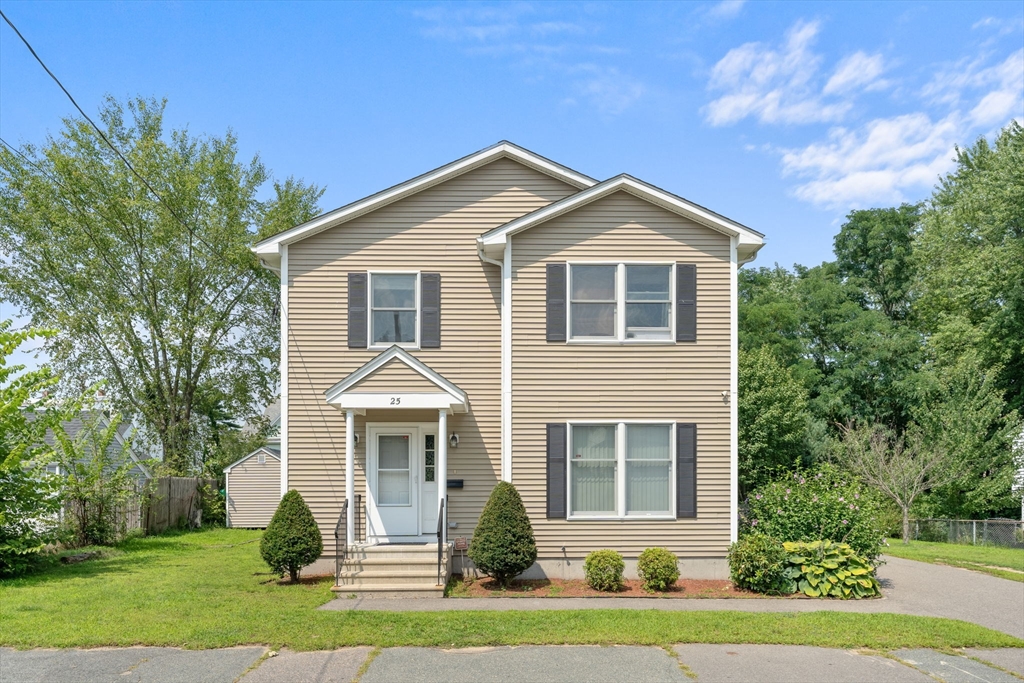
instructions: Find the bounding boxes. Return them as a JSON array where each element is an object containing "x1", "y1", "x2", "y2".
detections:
[
  {"x1": 370, "y1": 273, "x2": 419, "y2": 347},
  {"x1": 568, "y1": 263, "x2": 673, "y2": 342}
]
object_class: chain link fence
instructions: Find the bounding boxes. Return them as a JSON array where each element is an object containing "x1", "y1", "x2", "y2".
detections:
[{"x1": 911, "y1": 518, "x2": 1024, "y2": 549}]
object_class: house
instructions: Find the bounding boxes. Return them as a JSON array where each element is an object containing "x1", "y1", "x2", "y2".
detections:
[
  {"x1": 225, "y1": 400, "x2": 282, "y2": 528},
  {"x1": 36, "y1": 409, "x2": 151, "y2": 480},
  {"x1": 252, "y1": 142, "x2": 764, "y2": 594}
]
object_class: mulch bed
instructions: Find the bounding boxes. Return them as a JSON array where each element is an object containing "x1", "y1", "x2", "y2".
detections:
[{"x1": 450, "y1": 575, "x2": 791, "y2": 599}]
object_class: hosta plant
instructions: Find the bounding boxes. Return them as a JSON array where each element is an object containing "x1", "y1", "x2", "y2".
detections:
[{"x1": 782, "y1": 540, "x2": 880, "y2": 599}]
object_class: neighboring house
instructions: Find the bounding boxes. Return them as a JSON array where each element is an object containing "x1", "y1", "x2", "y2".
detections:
[
  {"x1": 224, "y1": 446, "x2": 281, "y2": 528},
  {"x1": 252, "y1": 141, "x2": 764, "y2": 594},
  {"x1": 35, "y1": 409, "x2": 151, "y2": 480}
]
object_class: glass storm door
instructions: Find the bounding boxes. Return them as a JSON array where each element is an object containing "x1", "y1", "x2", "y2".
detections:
[{"x1": 371, "y1": 432, "x2": 418, "y2": 536}]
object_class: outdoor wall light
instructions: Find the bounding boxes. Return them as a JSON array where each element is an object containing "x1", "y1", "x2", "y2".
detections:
[
  {"x1": 353, "y1": 433, "x2": 360, "y2": 445},
  {"x1": 449, "y1": 433, "x2": 459, "y2": 449}
]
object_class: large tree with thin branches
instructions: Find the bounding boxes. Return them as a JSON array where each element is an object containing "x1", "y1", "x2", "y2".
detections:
[{"x1": 0, "y1": 96, "x2": 322, "y2": 474}]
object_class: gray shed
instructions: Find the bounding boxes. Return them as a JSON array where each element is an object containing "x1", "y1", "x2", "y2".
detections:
[{"x1": 225, "y1": 446, "x2": 281, "y2": 528}]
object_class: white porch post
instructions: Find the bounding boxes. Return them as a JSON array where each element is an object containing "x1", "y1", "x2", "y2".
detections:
[
  {"x1": 345, "y1": 409, "x2": 355, "y2": 544},
  {"x1": 437, "y1": 409, "x2": 448, "y2": 545}
]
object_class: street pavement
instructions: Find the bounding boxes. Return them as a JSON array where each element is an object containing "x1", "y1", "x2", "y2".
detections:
[{"x1": 3, "y1": 645, "x2": 1022, "y2": 682}]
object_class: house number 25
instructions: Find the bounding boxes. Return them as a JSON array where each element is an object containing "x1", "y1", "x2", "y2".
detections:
[{"x1": 390, "y1": 397, "x2": 401, "y2": 405}]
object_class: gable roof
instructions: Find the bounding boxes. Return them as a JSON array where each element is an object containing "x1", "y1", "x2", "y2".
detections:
[
  {"x1": 223, "y1": 446, "x2": 281, "y2": 474},
  {"x1": 324, "y1": 345, "x2": 467, "y2": 406},
  {"x1": 478, "y1": 174, "x2": 765, "y2": 264},
  {"x1": 253, "y1": 141, "x2": 596, "y2": 267},
  {"x1": 32, "y1": 408, "x2": 153, "y2": 479}
]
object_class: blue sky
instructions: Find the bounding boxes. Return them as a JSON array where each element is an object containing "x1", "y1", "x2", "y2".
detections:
[{"x1": 1, "y1": 0, "x2": 1022, "y2": 366}]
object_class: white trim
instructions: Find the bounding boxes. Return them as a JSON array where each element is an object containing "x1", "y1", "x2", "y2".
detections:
[
  {"x1": 479, "y1": 174, "x2": 764, "y2": 255},
  {"x1": 252, "y1": 142, "x2": 596, "y2": 263},
  {"x1": 336, "y1": 393, "x2": 463, "y2": 410},
  {"x1": 107, "y1": 419, "x2": 152, "y2": 479},
  {"x1": 364, "y1": 422, "x2": 439, "y2": 541},
  {"x1": 437, "y1": 409, "x2": 448, "y2": 545},
  {"x1": 566, "y1": 261, "x2": 675, "y2": 343},
  {"x1": 729, "y1": 236, "x2": 739, "y2": 543},
  {"x1": 367, "y1": 271, "x2": 421, "y2": 351},
  {"x1": 223, "y1": 446, "x2": 281, "y2": 473},
  {"x1": 280, "y1": 244, "x2": 288, "y2": 498},
  {"x1": 324, "y1": 345, "x2": 468, "y2": 408},
  {"x1": 501, "y1": 238, "x2": 512, "y2": 483},
  {"x1": 345, "y1": 409, "x2": 355, "y2": 543},
  {"x1": 565, "y1": 420, "x2": 677, "y2": 521}
]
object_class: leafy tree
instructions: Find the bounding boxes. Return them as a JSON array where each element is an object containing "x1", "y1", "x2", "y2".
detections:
[
  {"x1": 839, "y1": 423, "x2": 951, "y2": 545},
  {"x1": 915, "y1": 122, "x2": 1024, "y2": 413},
  {"x1": 0, "y1": 321, "x2": 62, "y2": 575},
  {"x1": 913, "y1": 355, "x2": 1021, "y2": 519},
  {"x1": 261, "y1": 489, "x2": 323, "y2": 582},
  {"x1": 834, "y1": 204, "x2": 920, "y2": 322},
  {"x1": 738, "y1": 346, "x2": 809, "y2": 495},
  {"x1": 0, "y1": 97, "x2": 323, "y2": 474},
  {"x1": 468, "y1": 482, "x2": 536, "y2": 587},
  {"x1": 738, "y1": 265, "x2": 806, "y2": 371}
]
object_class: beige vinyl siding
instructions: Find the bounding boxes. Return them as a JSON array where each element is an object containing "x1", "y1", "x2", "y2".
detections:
[
  {"x1": 512, "y1": 190, "x2": 733, "y2": 559},
  {"x1": 286, "y1": 157, "x2": 578, "y2": 555},
  {"x1": 227, "y1": 455, "x2": 281, "y2": 528},
  {"x1": 347, "y1": 359, "x2": 445, "y2": 393}
]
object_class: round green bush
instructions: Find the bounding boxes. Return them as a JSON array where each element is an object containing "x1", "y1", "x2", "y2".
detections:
[
  {"x1": 468, "y1": 482, "x2": 537, "y2": 588},
  {"x1": 745, "y1": 464, "x2": 885, "y2": 559},
  {"x1": 584, "y1": 549, "x2": 625, "y2": 592},
  {"x1": 728, "y1": 533, "x2": 791, "y2": 594},
  {"x1": 637, "y1": 547, "x2": 679, "y2": 592},
  {"x1": 260, "y1": 489, "x2": 323, "y2": 582}
]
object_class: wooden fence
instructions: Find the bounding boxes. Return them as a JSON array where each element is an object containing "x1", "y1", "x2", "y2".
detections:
[{"x1": 143, "y1": 477, "x2": 217, "y2": 535}]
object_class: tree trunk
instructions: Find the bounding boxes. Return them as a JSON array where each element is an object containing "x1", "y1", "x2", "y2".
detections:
[
  {"x1": 289, "y1": 566, "x2": 299, "y2": 583},
  {"x1": 902, "y1": 507, "x2": 910, "y2": 545}
]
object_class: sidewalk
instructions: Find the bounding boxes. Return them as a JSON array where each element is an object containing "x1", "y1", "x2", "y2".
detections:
[
  {"x1": 321, "y1": 556, "x2": 1024, "y2": 639},
  {"x1": 3, "y1": 644, "x2": 1022, "y2": 683}
]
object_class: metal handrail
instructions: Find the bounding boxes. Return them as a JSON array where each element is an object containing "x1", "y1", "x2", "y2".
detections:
[
  {"x1": 355, "y1": 493, "x2": 362, "y2": 543},
  {"x1": 436, "y1": 498, "x2": 446, "y2": 586},
  {"x1": 334, "y1": 499, "x2": 348, "y2": 587}
]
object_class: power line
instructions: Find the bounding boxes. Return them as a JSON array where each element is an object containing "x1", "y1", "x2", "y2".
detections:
[{"x1": 0, "y1": 8, "x2": 220, "y2": 257}]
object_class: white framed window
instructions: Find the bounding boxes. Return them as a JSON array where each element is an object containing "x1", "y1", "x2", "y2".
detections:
[
  {"x1": 257, "y1": 452, "x2": 266, "y2": 465},
  {"x1": 567, "y1": 421, "x2": 675, "y2": 519},
  {"x1": 568, "y1": 263, "x2": 673, "y2": 342},
  {"x1": 369, "y1": 272, "x2": 419, "y2": 348}
]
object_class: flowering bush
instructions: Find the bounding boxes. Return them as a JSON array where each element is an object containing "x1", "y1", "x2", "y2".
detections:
[{"x1": 744, "y1": 464, "x2": 885, "y2": 559}]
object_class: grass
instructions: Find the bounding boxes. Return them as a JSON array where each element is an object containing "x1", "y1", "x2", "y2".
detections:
[
  {"x1": 1, "y1": 528, "x2": 1021, "y2": 651},
  {"x1": 884, "y1": 540, "x2": 1024, "y2": 582}
]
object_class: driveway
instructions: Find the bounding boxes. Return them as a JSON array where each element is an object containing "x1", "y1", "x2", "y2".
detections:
[{"x1": 324, "y1": 556, "x2": 1024, "y2": 639}]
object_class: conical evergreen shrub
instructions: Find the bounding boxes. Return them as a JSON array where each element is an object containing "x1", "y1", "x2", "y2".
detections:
[
  {"x1": 260, "y1": 489, "x2": 323, "y2": 582},
  {"x1": 468, "y1": 481, "x2": 536, "y2": 587}
]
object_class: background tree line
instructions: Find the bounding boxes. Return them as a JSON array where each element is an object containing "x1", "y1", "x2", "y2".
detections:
[{"x1": 739, "y1": 121, "x2": 1023, "y2": 521}]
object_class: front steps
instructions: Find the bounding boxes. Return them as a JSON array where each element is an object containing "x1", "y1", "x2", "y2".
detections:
[{"x1": 332, "y1": 543, "x2": 450, "y2": 598}]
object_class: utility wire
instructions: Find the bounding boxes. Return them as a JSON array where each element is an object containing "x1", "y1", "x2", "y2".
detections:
[{"x1": 0, "y1": 8, "x2": 220, "y2": 257}]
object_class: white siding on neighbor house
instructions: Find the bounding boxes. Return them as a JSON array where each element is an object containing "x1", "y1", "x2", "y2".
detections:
[
  {"x1": 511, "y1": 190, "x2": 734, "y2": 559},
  {"x1": 227, "y1": 454, "x2": 281, "y2": 528},
  {"x1": 285, "y1": 157, "x2": 579, "y2": 556}
]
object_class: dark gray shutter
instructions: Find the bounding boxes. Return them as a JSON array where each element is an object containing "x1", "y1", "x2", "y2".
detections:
[
  {"x1": 676, "y1": 263, "x2": 696, "y2": 342},
  {"x1": 421, "y1": 272, "x2": 441, "y2": 348},
  {"x1": 546, "y1": 263, "x2": 567, "y2": 342},
  {"x1": 348, "y1": 272, "x2": 368, "y2": 349},
  {"x1": 676, "y1": 423, "x2": 697, "y2": 518},
  {"x1": 546, "y1": 423, "x2": 567, "y2": 519}
]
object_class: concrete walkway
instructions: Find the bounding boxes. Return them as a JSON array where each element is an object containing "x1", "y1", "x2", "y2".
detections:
[
  {"x1": 322, "y1": 556, "x2": 1024, "y2": 639},
  {"x1": 3, "y1": 645, "x2": 1022, "y2": 683}
]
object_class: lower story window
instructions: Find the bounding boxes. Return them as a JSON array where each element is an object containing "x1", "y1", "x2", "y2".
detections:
[{"x1": 569, "y1": 422, "x2": 673, "y2": 518}]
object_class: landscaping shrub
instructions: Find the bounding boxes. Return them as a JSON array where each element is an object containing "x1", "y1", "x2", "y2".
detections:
[
  {"x1": 637, "y1": 547, "x2": 679, "y2": 592},
  {"x1": 584, "y1": 549, "x2": 625, "y2": 592},
  {"x1": 745, "y1": 464, "x2": 885, "y2": 559},
  {"x1": 199, "y1": 482, "x2": 226, "y2": 527},
  {"x1": 260, "y1": 489, "x2": 323, "y2": 582},
  {"x1": 782, "y1": 540, "x2": 881, "y2": 599},
  {"x1": 728, "y1": 534, "x2": 790, "y2": 594},
  {"x1": 468, "y1": 482, "x2": 536, "y2": 588},
  {"x1": 0, "y1": 465, "x2": 62, "y2": 577}
]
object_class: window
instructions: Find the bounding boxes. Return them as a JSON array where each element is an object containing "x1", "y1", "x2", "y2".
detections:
[
  {"x1": 568, "y1": 264, "x2": 672, "y2": 341},
  {"x1": 257, "y1": 452, "x2": 266, "y2": 465},
  {"x1": 569, "y1": 422, "x2": 674, "y2": 518},
  {"x1": 424, "y1": 434, "x2": 436, "y2": 483},
  {"x1": 370, "y1": 273, "x2": 418, "y2": 346}
]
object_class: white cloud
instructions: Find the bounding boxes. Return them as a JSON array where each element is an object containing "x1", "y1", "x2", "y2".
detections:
[
  {"x1": 823, "y1": 52, "x2": 889, "y2": 95},
  {"x1": 571, "y1": 65, "x2": 646, "y2": 116},
  {"x1": 706, "y1": 0, "x2": 746, "y2": 20},
  {"x1": 922, "y1": 49, "x2": 1023, "y2": 109},
  {"x1": 704, "y1": 21, "x2": 891, "y2": 126}
]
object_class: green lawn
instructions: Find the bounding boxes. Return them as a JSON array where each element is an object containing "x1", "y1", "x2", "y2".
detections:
[
  {"x1": 884, "y1": 540, "x2": 1024, "y2": 582},
  {"x1": 1, "y1": 528, "x2": 1020, "y2": 651}
]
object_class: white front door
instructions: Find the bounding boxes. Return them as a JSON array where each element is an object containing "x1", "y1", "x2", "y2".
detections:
[{"x1": 367, "y1": 428, "x2": 419, "y2": 537}]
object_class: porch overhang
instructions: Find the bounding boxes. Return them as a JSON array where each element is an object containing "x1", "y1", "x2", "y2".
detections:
[{"x1": 323, "y1": 345, "x2": 468, "y2": 414}]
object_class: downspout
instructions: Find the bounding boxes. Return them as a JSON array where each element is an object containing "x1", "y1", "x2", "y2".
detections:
[
  {"x1": 477, "y1": 245, "x2": 502, "y2": 269},
  {"x1": 477, "y1": 242, "x2": 512, "y2": 482}
]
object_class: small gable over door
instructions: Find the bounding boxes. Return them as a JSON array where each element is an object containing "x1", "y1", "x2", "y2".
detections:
[{"x1": 347, "y1": 358, "x2": 443, "y2": 394}]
